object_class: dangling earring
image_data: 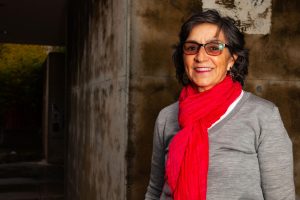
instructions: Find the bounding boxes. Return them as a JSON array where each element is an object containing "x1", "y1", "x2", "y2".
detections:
[
  {"x1": 227, "y1": 67, "x2": 234, "y2": 78},
  {"x1": 226, "y1": 68, "x2": 231, "y2": 75}
]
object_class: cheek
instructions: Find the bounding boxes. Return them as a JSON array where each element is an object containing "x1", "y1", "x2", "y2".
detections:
[
  {"x1": 183, "y1": 55, "x2": 193, "y2": 68},
  {"x1": 211, "y1": 56, "x2": 231, "y2": 72}
]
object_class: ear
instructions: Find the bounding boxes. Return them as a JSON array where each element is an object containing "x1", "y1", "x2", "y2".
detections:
[{"x1": 227, "y1": 53, "x2": 238, "y2": 71}]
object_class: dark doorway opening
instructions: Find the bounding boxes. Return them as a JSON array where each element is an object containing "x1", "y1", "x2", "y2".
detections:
[
  {"x1": 0, "y1": 44, "x2": 45, "y2": 163},
  {"x1": 0, "y1": 44, "x2": 65, "y2": 200}
]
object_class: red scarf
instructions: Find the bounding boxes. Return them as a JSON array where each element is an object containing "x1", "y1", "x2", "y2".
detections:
[{"x1": 165, "y1": 76, "x2": 242, "y2": 200}]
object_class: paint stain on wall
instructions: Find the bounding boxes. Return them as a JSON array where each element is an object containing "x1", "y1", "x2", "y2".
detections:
[{"x1": 202, "y1": 0, "x2": 272, "y2": 34}]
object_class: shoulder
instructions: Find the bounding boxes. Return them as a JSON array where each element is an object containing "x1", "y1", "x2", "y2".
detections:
[
  {"x1": 156, "y1": 101, "x2": 179, "y2": 125},
  {"x1": 155, "y1": 101, "x2": 180, "y2": 147},
  {"x1": 232, "y1": 92, "x2": 290, "y2": 151},
  {"x1": 244, "y1": 92, "x2": 275, "y2": 110},
  {"x1": 241, "y1": 92, "x2": 277, "y2": 119},
  {"x1": 240, "y1": 92, "x2": 288, "y2": 134}
]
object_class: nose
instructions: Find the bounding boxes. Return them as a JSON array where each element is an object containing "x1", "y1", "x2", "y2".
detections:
[{"x1": 194, "y1": 46, "x2": 207, "y2": 62}]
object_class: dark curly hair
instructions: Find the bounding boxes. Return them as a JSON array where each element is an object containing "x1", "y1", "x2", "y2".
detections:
[{"x1": 173, "y1": 9, "x2": 249, "y2": 86}]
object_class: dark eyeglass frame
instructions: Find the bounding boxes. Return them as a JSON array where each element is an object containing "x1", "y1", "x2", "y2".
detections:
[{"x1": 183, "y1": 41, "x2": 230, "y2": 56}]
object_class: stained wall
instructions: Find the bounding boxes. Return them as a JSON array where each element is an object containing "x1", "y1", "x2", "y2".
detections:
[{"x1": 66, "y1": 0, "x2": 129, "y2": 199}]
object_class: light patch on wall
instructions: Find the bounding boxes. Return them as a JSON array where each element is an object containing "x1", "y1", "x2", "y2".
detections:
[{"x1": 202, "y1": 0, "x2": 272, "y2": 34}]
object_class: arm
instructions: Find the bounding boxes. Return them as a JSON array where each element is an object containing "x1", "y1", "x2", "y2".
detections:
[
  {"x1": 145, "y1": 119, "x2": 166, "y2": 200},
  {"x1": 258, "y1": 106, "x2": 295, "y2": 199}
]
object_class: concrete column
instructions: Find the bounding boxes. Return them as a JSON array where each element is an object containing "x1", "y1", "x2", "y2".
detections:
[
  {"x1": 66, "y1": 0, "x2": 129, "y2": 199},
  {"x1": 43, "y1": 52, "x2": 65, "y2": 164}
]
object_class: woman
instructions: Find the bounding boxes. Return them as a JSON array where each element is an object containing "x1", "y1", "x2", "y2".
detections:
[{"x1": 145, "y1": 10, "x2": 295, "y2": 200}]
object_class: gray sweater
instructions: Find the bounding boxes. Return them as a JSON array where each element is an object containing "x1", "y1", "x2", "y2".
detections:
[{"x1": 145, "y1": 92, "x2": 295, "y2": 200}]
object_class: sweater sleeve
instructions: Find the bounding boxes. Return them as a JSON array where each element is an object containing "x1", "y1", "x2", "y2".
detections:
[
  {"x1": 257, "y1": 106, "x2": 295, "y2": 199},
  {"x1": 145, "y1": 118, "x2": 166, "y2": 200}
]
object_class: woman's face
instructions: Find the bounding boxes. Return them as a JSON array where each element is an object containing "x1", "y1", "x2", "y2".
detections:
[{"x1": 183, "y1": 23, "x2": 237, "y2": 92}]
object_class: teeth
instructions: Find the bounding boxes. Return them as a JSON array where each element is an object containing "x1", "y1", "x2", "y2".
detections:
[{"x1": 195, "y1": 67, "x2": 212, "y2": 72}]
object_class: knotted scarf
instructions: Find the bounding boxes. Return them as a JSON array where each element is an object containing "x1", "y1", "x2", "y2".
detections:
[{"x1": 165, "y1": 76, "x2": 242, "y2": 200}]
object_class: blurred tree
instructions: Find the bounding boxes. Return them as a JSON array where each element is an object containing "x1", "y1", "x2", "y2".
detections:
[{"x1": 0, "y1": 44, "x2": 48, "y2": 128}]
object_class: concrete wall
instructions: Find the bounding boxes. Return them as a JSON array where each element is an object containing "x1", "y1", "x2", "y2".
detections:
[
  {"x1": 67, "y1": 0, "x2": 300, "y2": 199},
  {"x1": 66, "y1": 0, "x2": 129, "y2": 199}
]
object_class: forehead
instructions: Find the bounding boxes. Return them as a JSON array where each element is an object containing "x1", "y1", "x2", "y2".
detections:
[{"x1": 187, "y1": 23, "x2": 227, "y2": 43}]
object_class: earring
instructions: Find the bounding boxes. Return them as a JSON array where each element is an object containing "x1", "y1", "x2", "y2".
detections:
[
  {"x1": 227, "y1": 67, "x2": 234, "y2": 78},
  {"x1": 227, "y1": 68, "x2": 231, "y2": 75}
]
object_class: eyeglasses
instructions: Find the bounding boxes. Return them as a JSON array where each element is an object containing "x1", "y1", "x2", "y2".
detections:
[{"x1": 183, "y1": 41, "x2": 229, "y2": 56}]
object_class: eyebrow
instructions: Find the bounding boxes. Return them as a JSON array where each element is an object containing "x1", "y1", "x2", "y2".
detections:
[
  {"x1": 206, "y1": 38, "x2": 223, "y2": 43},
  {"x1": 185, "y1": 38, "x2": 224, "y2": 44}
]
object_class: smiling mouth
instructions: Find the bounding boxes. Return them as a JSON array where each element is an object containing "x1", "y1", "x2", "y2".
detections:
[{"x1": 194, "y1": 67, "x2": 212, "y2": 72}]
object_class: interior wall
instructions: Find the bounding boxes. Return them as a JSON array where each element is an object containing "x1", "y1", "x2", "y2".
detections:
[{"x1": 66, "y1": 0, "x2": 129, "y2": 199}]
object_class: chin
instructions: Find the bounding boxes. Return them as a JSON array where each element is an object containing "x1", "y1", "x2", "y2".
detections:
[
  {"x1": 192, "y1": 82, "x2": 212, "y2": 92},
  {"x1": 193, "y1": 80, "x2": 211, "y2": 87}
]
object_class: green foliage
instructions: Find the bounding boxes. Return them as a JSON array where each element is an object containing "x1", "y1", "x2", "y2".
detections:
[
  {"x1": 0, "y1": 44, "x2": 48, "y2": 121},
  {"x1": 0, "y1": 44, "x2": 47, "y2": 70}
]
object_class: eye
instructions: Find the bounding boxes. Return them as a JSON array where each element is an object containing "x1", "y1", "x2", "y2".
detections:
[
  {"x1": 206, "y1": 43, "x2": 220, "y2": 51},
  {"x1": 184, "y1": 43, "x2": 199, "y2": 52},
  {"x1": 187, "y1": 45, "x2": 197, "y2": 51}
]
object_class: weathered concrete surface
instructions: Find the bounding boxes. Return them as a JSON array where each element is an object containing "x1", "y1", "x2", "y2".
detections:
[
  {"x1": 66, "y1": 0, "x2": 128, "y2": 199},
  {"x1": 203, "y1": 0, "x2": 272, "y2": 34}
]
